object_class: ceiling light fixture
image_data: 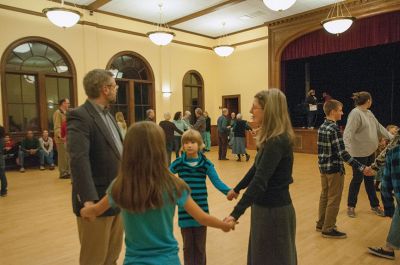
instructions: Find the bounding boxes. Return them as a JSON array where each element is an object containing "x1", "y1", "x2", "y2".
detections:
[
  {"x1": 263, "y1": 0, "x2": 296, "y2": 12},
  {"x1": 147, "y1": 3, "x2": 175, "y2": 46},
  {"x1": 213, "y1": 22, "x2": 234, "y2": 57},
  {"x1": 43, "y1": 0, "x2": 82, "y2": 28},
  {"x1": 321, "y1": 1, "x2": 355, "y2": 35}
]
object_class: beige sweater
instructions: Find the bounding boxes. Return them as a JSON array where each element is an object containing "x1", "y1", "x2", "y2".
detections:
[{"x1": 343, "y1": 107, "x2": 393, "y2": 157}]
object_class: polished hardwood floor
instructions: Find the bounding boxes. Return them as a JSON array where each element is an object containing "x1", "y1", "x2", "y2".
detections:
[{"x1": 0, "y1": 148, "x2": 396, "y2": 265}]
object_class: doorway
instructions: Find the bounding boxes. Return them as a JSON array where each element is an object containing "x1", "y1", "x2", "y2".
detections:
[{"x1": 222, "y1": 95, "x2": 241, "y2": 115}]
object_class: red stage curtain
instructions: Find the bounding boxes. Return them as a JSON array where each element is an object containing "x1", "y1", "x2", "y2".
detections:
[{"x1": 281, "y1": 11, "x2": 400, "y2": 61}]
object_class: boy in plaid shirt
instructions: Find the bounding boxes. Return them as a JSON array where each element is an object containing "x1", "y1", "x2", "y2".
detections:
[{"x1": 317, "y1": 99, "x2": 371, "y2": 239}]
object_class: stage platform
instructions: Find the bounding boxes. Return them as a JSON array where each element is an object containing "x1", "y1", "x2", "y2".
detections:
[{"x1": 293, "y1": 128, "x2": 318, "y2": 154}]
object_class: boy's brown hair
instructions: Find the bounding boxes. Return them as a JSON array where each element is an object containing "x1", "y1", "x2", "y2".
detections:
[
  {"x1": 111, "y1": 121, "x2": 189, "y2": 213},
  {"x1": 181, "y1": 129, "x2": 205, "y2": 150},
  {"x1": 323, "y1": 99, "x2": 343, "y2": 116}
]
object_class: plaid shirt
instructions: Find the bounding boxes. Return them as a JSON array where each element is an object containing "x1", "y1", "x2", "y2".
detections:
[
  {"x1": 318, "y1": 119, "x2": 364, "y2": 174},
  {"x1": 381, "y1": 145, "x2": 400, "y2": 211},
  {"x1": 371, "y1": 133, "x2": 400, "y2": 171}
]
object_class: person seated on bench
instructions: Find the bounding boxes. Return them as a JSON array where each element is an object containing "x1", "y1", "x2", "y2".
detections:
[
  {"x1": 39, "y1": 130, "x2": 55, "y2": 170},
  {"x1": 4, "y1": 135, "x2": 16, "y2": 159},
  {"x1": 18, "y1": 130, "x2": 44, "y2": 173}
]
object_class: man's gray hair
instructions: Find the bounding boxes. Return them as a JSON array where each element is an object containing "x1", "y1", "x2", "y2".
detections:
[
  {"x1": 236, "y1": 113, "x2": 242, "y2": 120},
  {"x1": 146, "y1": 109, "x2": 154, "y2": 117},
  {"x1": 83, "y1": 69, "x2": 113, "y2": 99},
  {"x1": 195, "y1": 108, "x2": 203, "y2": 115}
]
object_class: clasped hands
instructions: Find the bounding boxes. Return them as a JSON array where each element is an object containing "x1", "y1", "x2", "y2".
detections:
[{"x1": 363, "y1": 166, "x2": 376, "y2": 177}]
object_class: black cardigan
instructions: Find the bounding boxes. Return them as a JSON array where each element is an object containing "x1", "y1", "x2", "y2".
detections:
[{"x1": 231, "y1": 134, "x2": 294, "y2": 220}]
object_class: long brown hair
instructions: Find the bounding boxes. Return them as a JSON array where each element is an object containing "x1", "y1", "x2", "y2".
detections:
[
  {"x1": 111, "y1": 121, "x2": 189, "y2": 212},
  {"x1": 255, "y1": 89, "x2": 295, "y2": 147}
]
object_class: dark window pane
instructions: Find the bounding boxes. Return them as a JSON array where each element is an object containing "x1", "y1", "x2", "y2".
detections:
[
  {"x1": 22, "y1": 75, "x2": 37, "y2": 103},
  {"x1": 116, "y1": 81, "x2": 127, "y2": 104},
  {"x1": 6, "y1": 74, "x2": 22, "y2": 104},
  {"x1": 141, "y1": 84, "x2": 150, "y2": 105},
  {"x1": 134, "y1": 83, "x2": 142, "y2": 104},
  {"x1": 24, "y1": 104, "x2": 39, "y2": 131},
  {"x1": 135, "y1": 106, "x2": 144, "y2": 122},
  {"x1": 8, "y1": 104, "x2": 23, "y2": 132},
  {"x1": 58, "y1": 78, "x2": 70, "y2": 100}
]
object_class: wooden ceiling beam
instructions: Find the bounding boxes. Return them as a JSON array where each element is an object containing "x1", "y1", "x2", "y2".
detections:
[
  {"x1": 167, "y1": 0, "x2": 245, "y2": 26},
  {"x1": 87, "y1": 0, "x2": 111, "y2": 10}
]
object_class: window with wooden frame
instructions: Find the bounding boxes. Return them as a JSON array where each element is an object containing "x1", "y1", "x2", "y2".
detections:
[
  {"x1": 1, "y1": 37, "x2": 77, "y2": 134},
  {"x1": 182, "y1": 70, "x2": 204, "y2": 124},
  {"x1": 107, "y1": 51, "x2": 155, "y2": 124}
]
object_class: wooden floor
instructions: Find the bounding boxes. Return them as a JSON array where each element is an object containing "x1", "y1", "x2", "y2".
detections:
[{"x1": 0, "y1": 148, "x2": 397, "y2": 265}]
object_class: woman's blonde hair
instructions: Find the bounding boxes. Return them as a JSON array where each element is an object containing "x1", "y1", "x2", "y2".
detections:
[
  {"x1": 115, "y1": 112, "x2": 127, "y2": 130},
  {"x1": 111, "y1": 121, "x2": 189, "y2": 213},
  {"x1": 254, "y1": 89, "x2": 295, "y2": 147},
  {"x1": 181, "y1": 129, "x2": 205, "y2": 151}
]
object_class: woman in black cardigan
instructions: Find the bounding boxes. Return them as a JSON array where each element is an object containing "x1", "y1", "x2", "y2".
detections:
[{"x1": 225, "y1": 89, "x2": 297, "y2": 265}]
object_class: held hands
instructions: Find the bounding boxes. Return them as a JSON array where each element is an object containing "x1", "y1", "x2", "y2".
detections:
[
  {"x1": 222, "y1": 216, "x2": 238, "y2": 232},
  {"x1": 227, "y1": 189, "x2": 239, "y2": 201},
  {"x1": 363, "y1": 166, "x2": 376, "y2": 177},
  {"x1": 80, "y1": 201, "x2": 96, "y2": 222}
]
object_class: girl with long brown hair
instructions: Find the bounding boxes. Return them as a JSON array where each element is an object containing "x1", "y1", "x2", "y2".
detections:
[{"x1": 80, "y1": 121, "x2": 234, "y2": 265}]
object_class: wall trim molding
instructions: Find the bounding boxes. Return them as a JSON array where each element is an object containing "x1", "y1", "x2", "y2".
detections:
[{"x1": 267, "y1": 0, "x2": 400, "y2": 88}]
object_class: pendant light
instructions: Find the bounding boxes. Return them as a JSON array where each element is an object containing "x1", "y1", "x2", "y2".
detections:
[
  {"x1": 43, "y1": 0, "x2": 82, "y2": 28},
  {"x1": 321, "y1": 1, "x2": 355, "y2": 35},
  {"x1": 147, "y1": 3, "x2": 175, "y2": 46},
  {"x1": 213, "y1": 22, "x2": 234, "y2": 57},
  {"x1": 263, "y1": 0, "x2": 296, "y2": 12}
]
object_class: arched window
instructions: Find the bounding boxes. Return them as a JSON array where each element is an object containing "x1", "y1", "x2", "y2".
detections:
[
  {"x1": 1, "y1": 37, "x2": 76, "y2": 133},
  {"x1": 106, "y1": 51, "x2": 155, "y2": 124},
  {"x1": 183, "y1": 70, "x2": 204, "y2": 124}
]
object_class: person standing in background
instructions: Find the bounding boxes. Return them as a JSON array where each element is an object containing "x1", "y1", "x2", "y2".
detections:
[
  {"x1": 53, "y1": 98, "x2": 70, "y2": 179},
  {"x1": 217, "y1": 108, "x2": 230, "y2": 160},
  {"x1": 173, "y1": 111, "x2": 189, "y2": 158},
  {"x1": 306, "y1": 89, "x2": 318, "y2": 129},
  {"x1": 145, "y1": 109, "x2": 155, "y2": 122},
  {"x1": 204, "y1": 111, "x2": 211, "y2": 152},
  {"x1": 0, "y1": 126, "x2": 7, "y2": 197},
  {"x1": 183, "y1": 111, "x2": 193, "y2": 129},
  {"x1": 159, "y1": 112, "x2": 183, "y2": 165},
  {"x1": 115, "y1": 112, "x2": 127, "y2": 139}
]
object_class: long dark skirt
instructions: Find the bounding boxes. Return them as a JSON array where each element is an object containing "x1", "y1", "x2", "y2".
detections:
[{"x1": 248, "y1": 203, "x2": 297, "y2": 265}]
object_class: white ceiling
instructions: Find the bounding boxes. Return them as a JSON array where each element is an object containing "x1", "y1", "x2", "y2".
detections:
[{"x1": 66, "y1": 0, "x2": 339, "y2": 38}]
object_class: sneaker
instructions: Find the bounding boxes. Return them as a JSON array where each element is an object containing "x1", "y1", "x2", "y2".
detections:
[
  {"x1": 321, "y1": 229, "x2": 347, "y2": 239},
  {"x1": 316, "y1": 225, "x2": 337, "y2": 232},
  {"x1": 20, "y1": 167, "x2": 25, "y2": 173},
  {"x1": 347, "y1": 207, "x2": 356, "y2": 218},
  {"x1": 49, "y1": 164, "x2": 55, "y2": 170},
  {"x1": 371, "y1": 206, "x2": 385, "y2": 217},
  {"x1": 40, "y1": 165, "x2": 45, "y2": 170},
  {"x1": 245, "y1": 154, "x2": 250, "y2": 161},
  {"x1": 368, "y1": 247, "x2": 395, "y2": 260}
]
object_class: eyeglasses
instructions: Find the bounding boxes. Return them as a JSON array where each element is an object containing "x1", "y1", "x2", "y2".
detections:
[{"x1": 107, "y1": 84, "x2": 119, "y2": 90}]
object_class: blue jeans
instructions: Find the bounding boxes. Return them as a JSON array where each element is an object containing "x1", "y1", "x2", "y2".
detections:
[
  {"x1": 18, "y1": 149, "x2": 44, "y2": 167},
  {"x1": 173, "y1": 136, "x2": 182, "y2": 159},
  {"x1": 204, "y1": 131, "x2": 211, "y2": 151},
  {"x1": 387, "y1": 197, "x2": 400, "y2": 249},
  {"x1": 43, "y1": 150, "x2": 54, "y2": 165}
]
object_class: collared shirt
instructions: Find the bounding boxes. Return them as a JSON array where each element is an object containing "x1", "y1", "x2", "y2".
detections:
[
  {"x1": 381, "y1": 145, "x2": 400, "y2": 210},
  {"x1": 318, "y1": 119, "x2": 364, "y2": 174},
  {"x1": 89, "y1": 100, "x2": 123, "y2": 156}
]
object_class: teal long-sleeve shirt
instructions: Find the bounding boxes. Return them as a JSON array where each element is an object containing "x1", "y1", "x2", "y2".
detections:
[{"x1": 170, "y1": 152, "x2": 231, "y2": 228}]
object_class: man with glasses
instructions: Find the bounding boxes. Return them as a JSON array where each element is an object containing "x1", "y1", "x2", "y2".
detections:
[{"x1": 68, "y1": 69, "x2": 123, "y2": 265}]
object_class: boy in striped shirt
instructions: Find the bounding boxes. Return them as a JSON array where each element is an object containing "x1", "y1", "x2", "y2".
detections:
[{"x1": 170, "y1": 129, "x2": 232, "y2": 265}]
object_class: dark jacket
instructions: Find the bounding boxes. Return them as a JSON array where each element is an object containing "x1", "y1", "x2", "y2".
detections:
[
  {"x1": 159, "y1": 120, "x2": 183, "y2": 143},
  {"x1": 193, "y1": 115, "x2": 206, "y2": 133},
  {"x1": 205, "y1": 117, "x2": 211, "y2": 132},
  {"x1": 233, "y1": 120, "x2": 252, "y2": 138},
  {"x1": 67, "y1": 100, "x2": 122, "y2": 217}
]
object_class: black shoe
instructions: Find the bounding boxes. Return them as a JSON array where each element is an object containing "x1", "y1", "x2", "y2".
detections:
[
  {"x1": 1, "y1": 191, "x2": 8, "y2": 197},
  {"x1": 221, "y1": 158, "x2": 229, "y2": 160},
  {"x1": 368, "y1": 247, "x2": 395, "y2": 260},
  {"x1": 245, "y1": 154, "x2": 250, "y2": 161},
  {"x1": 237, "y1": 155, "x2": 241, "y2": 162},
  {"x1": 321, "y1": 229, "x2": 347, "y2": 239}
]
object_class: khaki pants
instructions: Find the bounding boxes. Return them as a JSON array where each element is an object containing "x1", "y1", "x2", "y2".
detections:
[
  {"x1": 77, "y1": 215, "x2": 123, "y2": 265},
  {"x1": 56, "y1": 142, "x2": 70, "y2": 177},
  {"x1": 317, "y1": 172, "x2": 344, "y2": 232}
]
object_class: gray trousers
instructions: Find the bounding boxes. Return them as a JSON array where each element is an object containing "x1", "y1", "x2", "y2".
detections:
[{"x1": 248, "y1": 204, "x2": 297, "y2": 265}]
